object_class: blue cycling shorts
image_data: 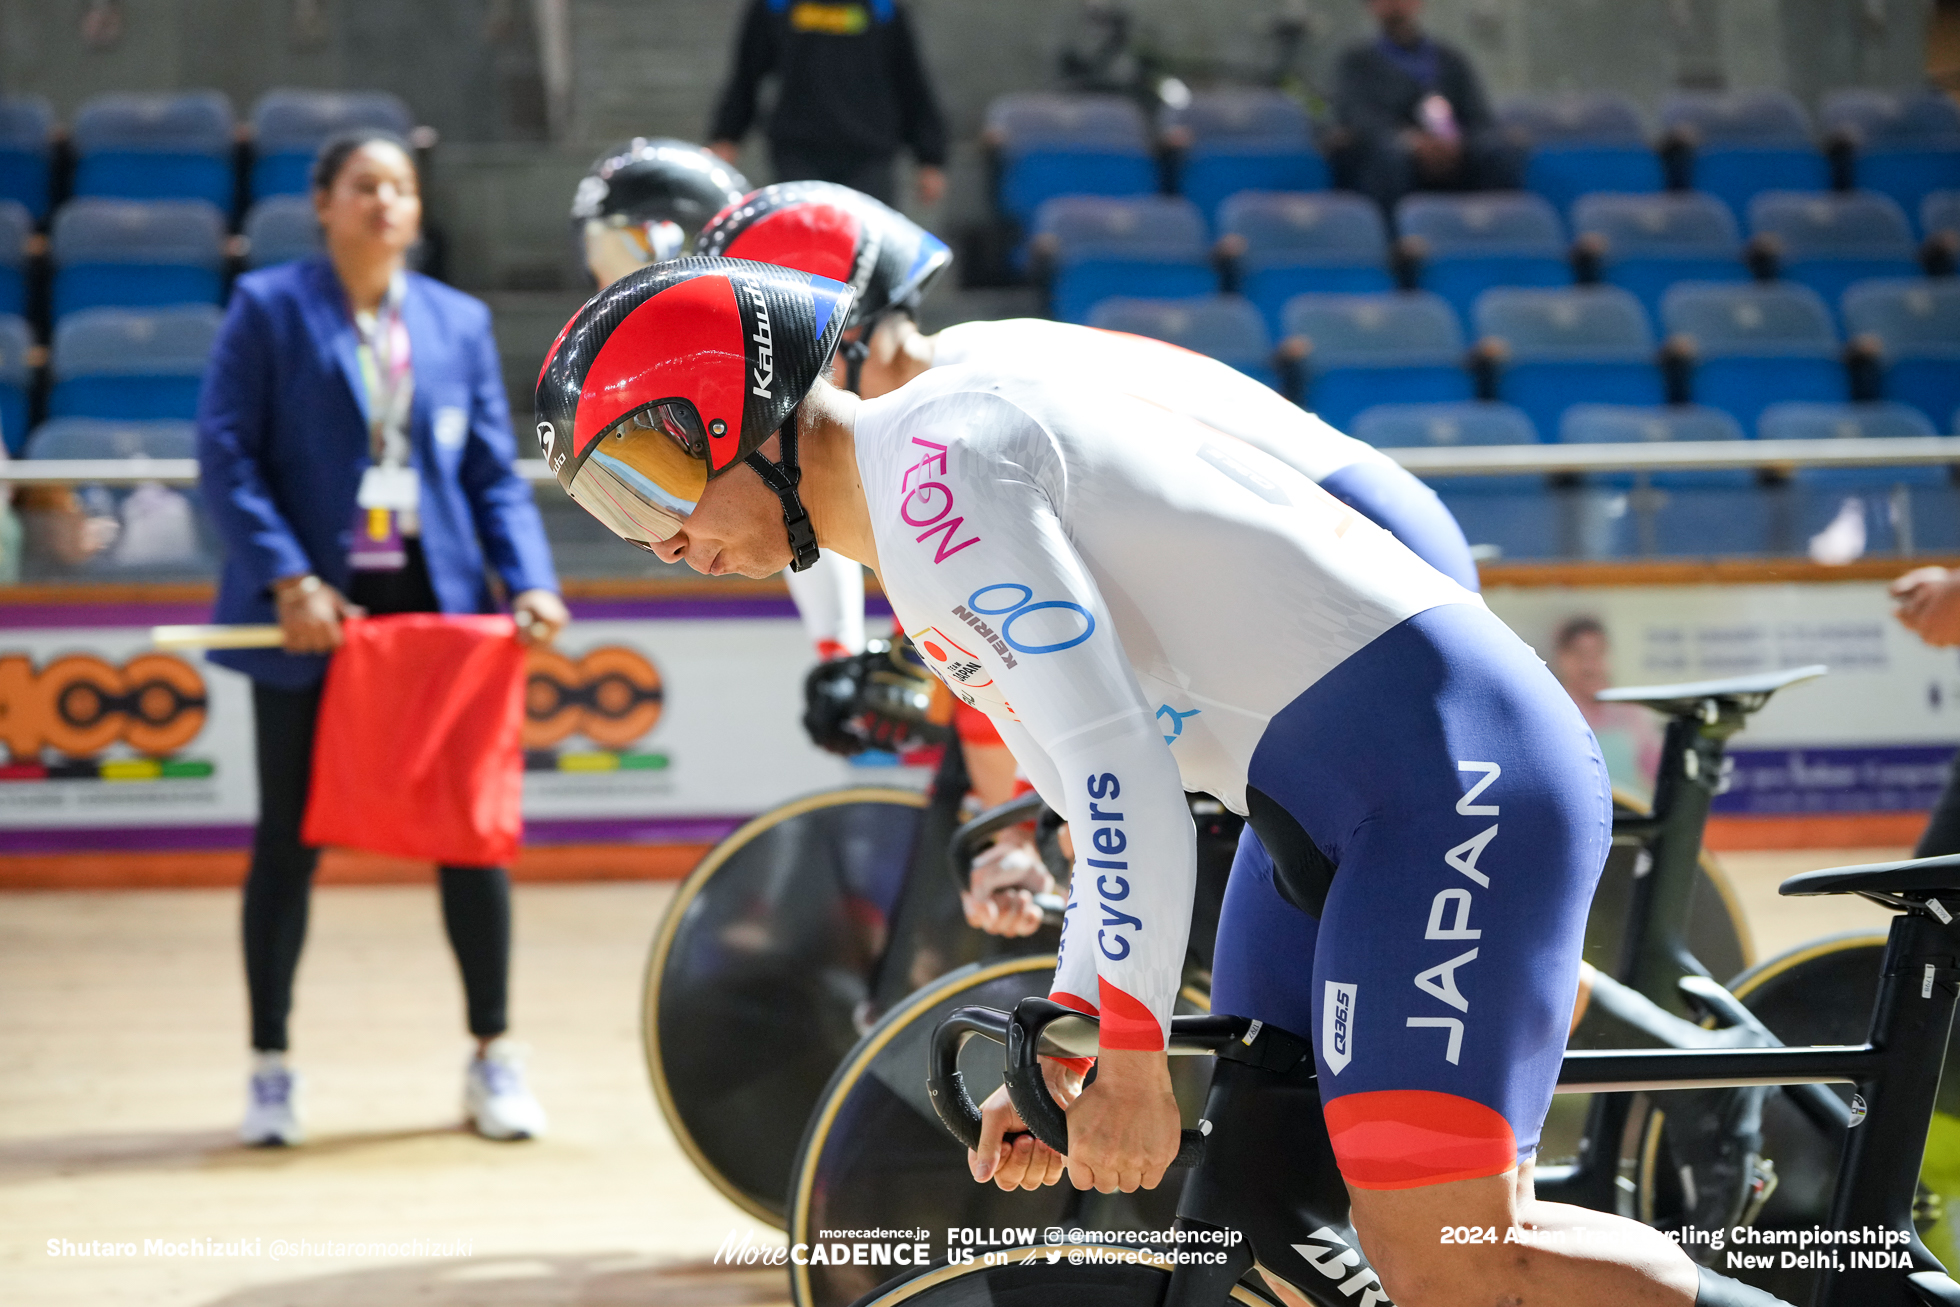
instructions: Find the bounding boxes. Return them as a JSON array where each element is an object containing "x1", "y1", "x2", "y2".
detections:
[
  {"x1": 1209, "y1": 601, "x2": 1609, "y2": 1190},
  {"x1": 1319, "y1": 459, "x2": 1481, "y2": 592}
]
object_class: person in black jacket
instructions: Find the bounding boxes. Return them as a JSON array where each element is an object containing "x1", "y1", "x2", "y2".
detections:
[
  {"x1": 708, "y1": 0, "x2": 947, "y2": 208},
  {"x1": 1331, "y1": 0, "x2": 1521, "y2": 213}
]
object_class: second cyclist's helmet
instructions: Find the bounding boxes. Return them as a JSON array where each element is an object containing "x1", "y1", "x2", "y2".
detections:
[
  {"x1": 534, "y1": 257, "x2": 853, "y2": 570},
  {"x1": 695, "y1": 182, "x2": 952, "y2": 338},
  {"x1": 572, "y1": 138, "x2": 749, "y2": 275}
]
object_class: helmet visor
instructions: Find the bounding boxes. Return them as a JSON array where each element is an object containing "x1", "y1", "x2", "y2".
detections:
[{"x1": 567, "y1": 401, "x2": 710, "y2": 548}]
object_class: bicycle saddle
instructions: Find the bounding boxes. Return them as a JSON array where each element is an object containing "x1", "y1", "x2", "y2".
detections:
[
  {"x1": 1595, "y1": 664, "x2": 1827, "y2": 718},
  {"x1": 1781, "y1": 852, "x2": 1960, "y2": 902}
]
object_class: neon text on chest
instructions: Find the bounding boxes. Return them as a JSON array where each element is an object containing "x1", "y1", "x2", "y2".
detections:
[{"x1": 898, "y1": 438, "x2": 981, "y2": 564}]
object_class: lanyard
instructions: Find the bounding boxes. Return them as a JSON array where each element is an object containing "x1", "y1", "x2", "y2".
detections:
[{"x1": 355, "y1": 275, "x2": 413, "y2": 470}]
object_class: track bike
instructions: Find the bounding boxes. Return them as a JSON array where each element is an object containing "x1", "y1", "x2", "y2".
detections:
[
  {"x1": 894, "y1": 850, "x2": 1960, "y2": 1307},
  {"x1": 778, "y1": 669, "x2": 1789, "y2": 1307}
]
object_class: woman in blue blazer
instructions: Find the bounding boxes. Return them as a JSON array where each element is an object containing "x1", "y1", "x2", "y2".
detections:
[{"x1": 198, "y1": 131, "x2": 568, "y2": 1148}]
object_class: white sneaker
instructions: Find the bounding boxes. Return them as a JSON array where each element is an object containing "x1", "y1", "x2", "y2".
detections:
[
  {"x1": 465, "y1": 1038, "x2": 547, "y2": 1141},
  {"x1": 240, "y1": 1052, "x2": 302, "y2": 1146}
]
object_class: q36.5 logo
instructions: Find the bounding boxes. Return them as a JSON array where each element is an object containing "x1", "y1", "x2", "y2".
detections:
[
  {"x1": 522, "y1": 646, "x2": 663, "y2": 749},
  {"x1": 0, "y1": 652, "x2": 208, "y2": 756}
]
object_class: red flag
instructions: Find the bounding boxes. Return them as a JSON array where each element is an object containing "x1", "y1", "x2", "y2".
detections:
[{"x1": 301, "y1": 614, "x2": 527, "y2": 866}]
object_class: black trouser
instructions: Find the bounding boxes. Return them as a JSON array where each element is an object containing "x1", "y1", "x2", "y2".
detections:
[
  {"x1": 770, "y1": 141, "x2": 897, "y2": 206},
  {"x1": 242, "y1": 543, "x2": 512, "y2": 1051}
]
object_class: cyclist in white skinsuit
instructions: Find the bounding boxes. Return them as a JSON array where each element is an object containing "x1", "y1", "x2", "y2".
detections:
[
  {"x1": 695, "y1": 185, "x2": 1482, "y2": 894},
  {"x1": 537, "y1": 259, "x2": 1792, "y2": 1307}
]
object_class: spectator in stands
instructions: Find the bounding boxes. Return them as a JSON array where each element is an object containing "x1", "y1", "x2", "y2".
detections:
[
  {"x1": 1891, "y1": 566, "x2": 1960, "y2": 856},
  {"x1": 1550, "y1": 615, "x2": 1662, "y2": 795},
  {"x1": 1330, "y1": 0, "x2": 1522, "y2": 214},
  {"x1": 197, "y1": 130, "x2": 569, "y2": 1148},
  {"x1": 707, "y1": 0, "x2": 948, "y2": 208}
]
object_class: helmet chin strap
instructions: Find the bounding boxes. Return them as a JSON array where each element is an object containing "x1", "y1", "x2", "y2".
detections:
[
  {"x1": 742, "y1": 411, "x2": 822, "y2": 573},
  {"x1": 838, "y1": 332, "x2": 870, "y2": 395}
]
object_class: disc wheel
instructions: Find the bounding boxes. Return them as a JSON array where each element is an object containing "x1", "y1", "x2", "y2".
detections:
[
  {"x1": 643, "y1": 788, "x2": 928, "y2": 1226},
  {"x1": 788, "y1": 956, "x2": 1216, "y2": 1307}
]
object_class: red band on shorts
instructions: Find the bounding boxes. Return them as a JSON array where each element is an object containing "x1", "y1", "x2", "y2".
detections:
[{"x1": 1323, "y1": 1089, "x2": 1518, "y2": 1190}]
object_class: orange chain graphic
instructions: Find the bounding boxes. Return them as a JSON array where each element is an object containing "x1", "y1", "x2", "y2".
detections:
[
  {"x1": 522, "y1": 645, "x2": 664, "y2": 749},
  {"x1": 0, "y1": 652, "x2": 209, "y2": 756}
]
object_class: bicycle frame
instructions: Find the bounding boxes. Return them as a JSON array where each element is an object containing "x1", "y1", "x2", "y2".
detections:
[
  {"x1": 1539, "y1": 668, "x2": 1824, "y2": 1214},
  {"x1": 1558, "y1": 905, "x2": 1960, "y2": 1305},
  {"x1": 937, "y1": 897, "x2": 1958, "y2": 1307}
]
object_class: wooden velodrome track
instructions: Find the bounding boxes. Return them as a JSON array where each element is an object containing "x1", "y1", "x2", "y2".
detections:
[{"x1": 0, "y1": 850, "x2": 1905, "y2": 1306}]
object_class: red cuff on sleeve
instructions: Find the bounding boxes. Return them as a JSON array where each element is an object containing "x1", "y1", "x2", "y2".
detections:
[{"x1": 1096, "y1": 979, "x2": 1165, "y2": 1051}]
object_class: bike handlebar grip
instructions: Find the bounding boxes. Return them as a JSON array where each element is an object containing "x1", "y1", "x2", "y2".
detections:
[
  {"x1": 1002, "y1": 997, "x2": 1209, "y2": 1168},
  {"x1": 947, "y1": 792, "x2": 1054, "y2": 895},
  {"x1": 927, "y1": 1006, "x2": 1012, "y2": 1152}
]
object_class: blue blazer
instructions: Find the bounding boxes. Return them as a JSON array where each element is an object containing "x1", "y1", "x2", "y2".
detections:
[{"x1": 197, "y1": 257, "x2": 558, "y2": 689}]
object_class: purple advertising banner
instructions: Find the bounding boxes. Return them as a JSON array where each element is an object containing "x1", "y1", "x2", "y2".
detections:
[{"x1": 1713, "y1": 745, "x2": 1959, "y2": 816}]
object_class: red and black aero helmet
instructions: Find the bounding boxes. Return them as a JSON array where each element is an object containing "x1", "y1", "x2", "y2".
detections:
[
  {"x1": 694, "y1": 182, "x2": 952, "y2": 389},
  {"x1": 534, "y1": 256, "x2": 854, "y2": 571}
]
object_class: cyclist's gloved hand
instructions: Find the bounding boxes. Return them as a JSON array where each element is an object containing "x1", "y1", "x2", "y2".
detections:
[
  {"x1": 961, "y1": 827, "x2": 1054, "y2": 938},
  {"x1": 801, "y1": 652, "x2": 873, "y2": 756},
  {"x1": 969, "y1": 1061, "x2": 1082, "y2": 1190}
]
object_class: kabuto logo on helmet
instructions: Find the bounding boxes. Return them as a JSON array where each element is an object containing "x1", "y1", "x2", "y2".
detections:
[
  {"x1": 533, "y1": 257, "x2": 853, "y2": 567},
  {"x1": 746, "y1": 280, "x2": 773, "y2": 399}
]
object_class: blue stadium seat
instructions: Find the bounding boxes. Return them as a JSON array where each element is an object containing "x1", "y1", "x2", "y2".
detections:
[
  {"x1": 1396, "y1": 192, "x2": 1570, "y2": 328},
  {"x1": 1475, "y1": 286, "x2": 1664, "y2": 440},
  {"x1": 1561, "y1": 404, "x2": 1763, "y2": 556},
  {"x1": 1283, "y1": 291, "x2": 1472, "y2": 431},
  {"x1": 1760, "y1": 400, "x2": 1957, "y2": 554},
  {"x1": 1218, "y1": 191, "x2": 1392, "y2": 335},
  {"x1": 1748, "y1": 190, "x2": 1920, "y2": 326},
  {"x1": 0, "y1": 96, "x2": 54, "y2": 221},
  {"x1": 49, "y1": 305, "x2": 223, "y2": 421},
  {"x1": 71, "y1": 91, "x2": 236, "y2": 210},
  {"x1": 50, "y1": 199, "x2": 227, "y2": 320},
  {"x1": 1661, "y1": 90, "x2": 1829, "y2": 223},
  {"x1": 1033, "y1": 195, "x2": 1213, "y2": 324},
  {"x1": 1499, "y1": 92, "x2": 1663, "y2": 218},
  {"x1": 1927, "y1": 191, "x2": 1960, "y2": 243},
  {"x1": 0, "y1": 314, "x2": 33, "y2": 455},
  {"x1": 1822, "y1": 90, "x2": 1960, "y2": 235},
  {"x1": 0, "y1": 199, "x2": 31, "y2": 317},
  {"x1": 23, "y1": 417, "x2": 211, "y2": 572},
  {"x1": 1161, "y1": 89, "x2": 1325, "y2": 229},
  {"x1": 242, "y1": 194, "x2": 321, "y2": 268},
  {"x1": 25, "y1": 415, "x2": 198, "y2": 460},
  {"x1": 1571, "y1": 191, "x2": 1748, "y2": 322},
  {"x1": 1663, "y1": 281, "x2": 1846, "y2": 433},
  {"x1": 250, "y1": 89, "x2": 413, "y2": 200},
  {"x1": 1088, "y1": 295, "x2": 1277, "y2": 387},
  {"x1": 1351, "y1": 400, "x2": 1553, "y2": 559},
  {"x1": 1842, "y1": 278, "x2": 1960, "y2": 431},
  {"x1": 987, "y1": 94, "x2": 1157, "y2": 227}
]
